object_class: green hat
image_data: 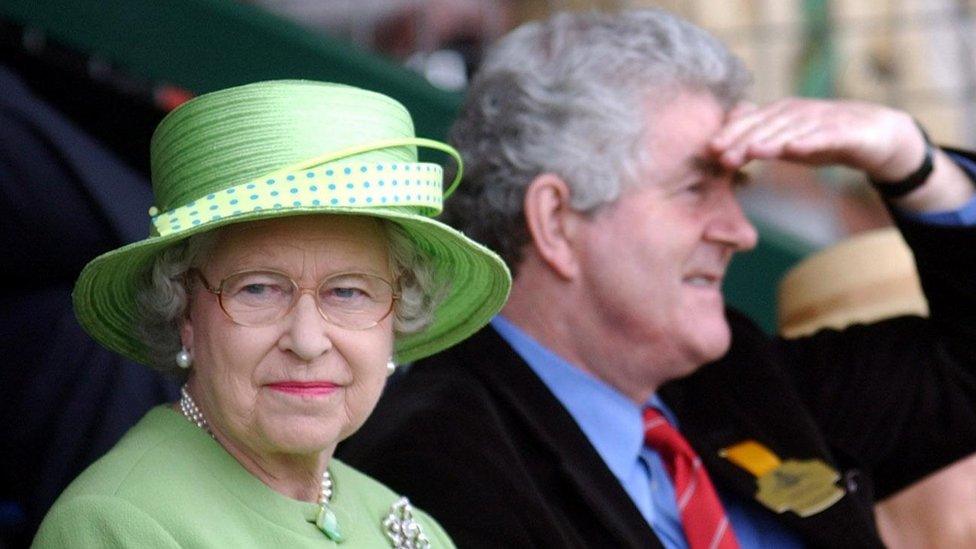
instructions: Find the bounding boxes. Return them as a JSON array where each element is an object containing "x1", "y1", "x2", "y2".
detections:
[{"x1": 73, "y1": 80, "x2": 511, "y2": 365}]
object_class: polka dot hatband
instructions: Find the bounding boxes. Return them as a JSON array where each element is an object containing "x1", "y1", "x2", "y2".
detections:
[
  {"x1": 152, "y1": 160, "x2": 444, "y2": 236},
  {"x1": 73, "y1": 80, "x2": 511, "y2": 366}
]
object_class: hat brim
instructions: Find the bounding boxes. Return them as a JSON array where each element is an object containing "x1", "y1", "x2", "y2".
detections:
[{"x1": 73, "y1": 207, "x2": 510, "y2": 365}]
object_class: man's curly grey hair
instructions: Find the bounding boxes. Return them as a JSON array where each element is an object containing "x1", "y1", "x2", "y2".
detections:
[
  {"x1": 135, "y1": 218, "x2": 447, "y2": 378},
  {"x1": 443, "y1": 9, "x2": 752, "y2": 273}
]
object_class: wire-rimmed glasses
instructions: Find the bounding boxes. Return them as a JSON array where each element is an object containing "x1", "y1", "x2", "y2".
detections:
[{"x1": 190, "y1": 269, "x2": 399, "y2": 330}]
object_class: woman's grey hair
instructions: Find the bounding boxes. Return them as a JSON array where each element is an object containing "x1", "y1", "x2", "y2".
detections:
[
  {"x1": 135, "y1": 219, "x2": 446, "y2": 377},
  {"x1": 444, "y1": 9, "x2": 752, "y2": 272}
]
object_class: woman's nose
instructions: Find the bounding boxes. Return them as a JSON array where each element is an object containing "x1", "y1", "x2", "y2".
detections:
[{"x1": 278, "y1": 293, "x2": 334, "y2": 360}]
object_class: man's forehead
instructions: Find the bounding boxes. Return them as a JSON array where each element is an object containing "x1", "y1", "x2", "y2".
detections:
[{"x1": 641, "y1": 94, "x2": 726, "y2": 153}]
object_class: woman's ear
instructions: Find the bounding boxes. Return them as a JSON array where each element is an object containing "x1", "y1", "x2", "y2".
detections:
[
  {"x1": 180, "y1": 284, "x2": 195, "y2": 351},
  {"x1": 522, "y1": 173, "x2": 583, "y2": 280},
  {"x1": 180, "y1": 320, "x2": 194, "y2": 352}
]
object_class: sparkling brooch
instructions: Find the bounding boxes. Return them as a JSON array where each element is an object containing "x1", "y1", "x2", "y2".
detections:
[{"x1": 383, "y1": 497, "x2": 431, "y2": 548}]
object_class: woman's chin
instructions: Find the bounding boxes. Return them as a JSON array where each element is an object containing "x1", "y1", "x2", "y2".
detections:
[{"x1": 255, "y1": 419, "x2": 341, "y2": 456}]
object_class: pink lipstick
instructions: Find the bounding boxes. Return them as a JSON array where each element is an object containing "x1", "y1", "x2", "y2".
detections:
[{"x1": 266, "y1": 382, "x2": 338, "y2": 396}]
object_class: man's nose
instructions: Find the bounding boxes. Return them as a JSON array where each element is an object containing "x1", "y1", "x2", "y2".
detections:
[{"x1": 708, "y1": 190, "x2": 758, "y2": 251}]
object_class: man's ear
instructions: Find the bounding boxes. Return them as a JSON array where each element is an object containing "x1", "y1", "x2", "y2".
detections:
[{"x1": 523, "y1": 173, "x2": 583, "y2": 280}]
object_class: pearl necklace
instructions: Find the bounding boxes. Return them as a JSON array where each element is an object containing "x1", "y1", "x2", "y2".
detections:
[
  {"x1": 179, "y1": 385, "x2": 211, "y2": 434},
  {"x1": 178, "y1": 384, "x2": 341, "y2": 540}
]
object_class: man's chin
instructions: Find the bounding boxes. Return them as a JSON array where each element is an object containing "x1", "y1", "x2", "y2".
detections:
[{"x1": 690, "y1": 319, "x2": 733, "y2": 365}]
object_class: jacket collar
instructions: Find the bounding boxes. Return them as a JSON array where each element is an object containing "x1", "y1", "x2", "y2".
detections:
[{"x1": 448, "y1": 325, "x2": 664, "y2": 549}]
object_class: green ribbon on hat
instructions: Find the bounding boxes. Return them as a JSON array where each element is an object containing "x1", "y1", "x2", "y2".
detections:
[{"x1": 271, "y1": 136, "x2": 463, "y2": 199}]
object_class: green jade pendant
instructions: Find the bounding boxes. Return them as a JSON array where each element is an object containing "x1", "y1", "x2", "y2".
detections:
[{"x1": 316, "y1": 503, "x2": 344, "y2": 542}]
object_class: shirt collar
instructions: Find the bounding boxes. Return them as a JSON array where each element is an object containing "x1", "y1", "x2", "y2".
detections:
[{"x1": 491, "y1": 315, "x2": 678, "y2": 484}]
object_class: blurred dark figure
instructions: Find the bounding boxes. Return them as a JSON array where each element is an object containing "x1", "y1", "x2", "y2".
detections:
[{"x1": 0, "y1": 53, "x2": 178, "y2": 547}]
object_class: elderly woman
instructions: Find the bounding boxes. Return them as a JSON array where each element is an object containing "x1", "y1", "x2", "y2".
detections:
[{"x1": 32, "y1": 80, "x2": 510, "y2": 547}]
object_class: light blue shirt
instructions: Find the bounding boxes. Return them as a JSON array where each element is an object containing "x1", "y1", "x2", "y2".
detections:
[{"x1": 491, "y1": 315, "x2": 804, "y2": 549}]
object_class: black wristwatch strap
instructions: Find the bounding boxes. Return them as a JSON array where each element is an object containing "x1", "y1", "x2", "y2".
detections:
[{"x1": 869, "y1": 121, "x2": 934, "y2": 199}]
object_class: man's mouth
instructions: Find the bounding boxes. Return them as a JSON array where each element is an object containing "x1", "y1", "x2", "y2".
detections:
[{"x1": 684, "y1": 274, "x2": 721, "y2": 288}]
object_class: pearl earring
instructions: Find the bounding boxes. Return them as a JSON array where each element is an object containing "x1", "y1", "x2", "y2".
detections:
[
  {"x1": 176, "y1": 346, "x2": 192, "y2": 369},
  {"x1": 386, "y1": 360, "x2": 396, "y2": 376}
]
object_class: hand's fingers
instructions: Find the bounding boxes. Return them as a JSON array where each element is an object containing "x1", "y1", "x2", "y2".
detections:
[
  {"x1": 719, "y1": 127, "x2": 846, "y2": 177},
  {"x1": 711, "y1": 100, "x2": 794, "y2": 153},
  {"x1": 740, "y1": 119, "x2": 823, "y2": 160},
  {"x1": 716, "y1": 98, "x2": 916, "y2": 173},
  {"x1": 781, "y1": 128, "x2": 834, "y2": 156},
  {"x1": 734, "y1": 114, "x2": 802, "y2": 153},
  {"x1": 716, "y1": 108, "x2": 807, "y2": 168},
  {"x1": 777, "y1": 126, "x2": 864, "y2": 167},
  {"x1": 726, "y1": 101, "x2": 758, "y2": 123},
  {"x1": 715, "y1": 119, "x2": 793, "y2": 168}
]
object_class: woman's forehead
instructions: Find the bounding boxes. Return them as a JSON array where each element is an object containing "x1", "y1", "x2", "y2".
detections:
[{"x1": 208, "y1": 215, "x2": 390, "y2": 273}]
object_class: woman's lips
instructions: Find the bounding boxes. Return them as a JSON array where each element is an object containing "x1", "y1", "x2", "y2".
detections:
[{"x1": 266, "y1": 381, "x2": 339, "y2": 396}]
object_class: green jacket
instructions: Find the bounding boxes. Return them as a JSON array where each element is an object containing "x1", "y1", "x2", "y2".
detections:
[{"x1": 33, "y1": 406, "x2": 454, "y2": 547}]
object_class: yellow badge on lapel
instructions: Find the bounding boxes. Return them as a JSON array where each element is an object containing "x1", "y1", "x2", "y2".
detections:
[{"x1": 720, "y1": 440, "x2": 844, "y2": 518}]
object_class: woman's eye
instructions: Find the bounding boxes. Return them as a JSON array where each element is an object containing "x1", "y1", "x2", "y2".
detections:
[
  {"x1": 230, "y1": 279, "x2": 288, "y2": 300},
  {"x1": 329, "y1": 287, "x2": 367, "y2": 300},
  {"x1": 241, "y1": 284, "x2": 271, "y2": 295}
]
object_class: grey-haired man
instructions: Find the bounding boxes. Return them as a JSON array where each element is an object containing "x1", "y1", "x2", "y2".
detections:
[{"x1": 341, "y1": 9, "x2": 976, "y2": 548}]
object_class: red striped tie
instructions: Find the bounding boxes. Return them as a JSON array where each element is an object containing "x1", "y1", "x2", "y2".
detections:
[{"x1": 643, "y1": 407, "x2": 739, "y2": 549}]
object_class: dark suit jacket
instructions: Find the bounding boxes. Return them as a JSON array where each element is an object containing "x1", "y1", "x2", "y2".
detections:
[
  {"x1": 0, "y1": 65, "x2": 178, "y2": 546},
  {"x1": 339, "y1": 213, "x2": 976, "y2": 548}
]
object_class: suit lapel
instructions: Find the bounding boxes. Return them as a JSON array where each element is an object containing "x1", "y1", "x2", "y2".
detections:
[{"x1": 456, "y1": 327, "x2": 664, "y2": 549}]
